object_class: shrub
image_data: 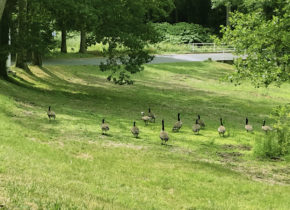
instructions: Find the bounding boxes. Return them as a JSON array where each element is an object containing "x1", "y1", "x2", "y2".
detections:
[
  {"x1": 254, "y1": 104, "x2": 290, "y2": 158},
  {"x1": 153, "y1": 22, "x2": 212, "y2": 44}
]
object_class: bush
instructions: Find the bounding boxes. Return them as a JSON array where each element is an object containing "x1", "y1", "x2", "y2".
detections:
[
  {"x1": 255, "y1": 104, "x2": 290, "y2": 158},
  {"x1": 153, "y1": 22, "x2": 212, "y2": 44}
]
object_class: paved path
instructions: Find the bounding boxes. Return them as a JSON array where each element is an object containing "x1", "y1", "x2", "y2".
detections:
[{"x1": 43, "y1": 53, "x2": 239, "y2": 66}]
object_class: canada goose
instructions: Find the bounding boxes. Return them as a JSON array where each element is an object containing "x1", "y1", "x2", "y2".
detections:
[
  {"x1": 101, "y1": 119, "x2": 109, "y2": 135},
  {"x1": 172, "y1": 113, "x2": 182, "y2": 132},
  {"x1": 160, "y1": 120, "x2": 169, "y2": 144},
  {"x1": 218, "y1": 118, "x2": 226, "y2": 136},
  {"x1": 197, "y1": 114, "x2": 205, "y2": 127},
  {"x1": 262, "y1": 120, "x2": 272, "y2": 133},
  {"x1": 47, "y1": 106, "x2": 56, "y2": 120},
  {"x1": 131, "y1": 121, "x2": 139, "y2": 138},
  {"x1": 245, "y1": 118, "x2": 253, "y2": 132},
  {"x1": 141, "y1": 112, "x2": 151, "y2": 125},
  {"x1": 148, "y1": 108, "x2": 156, "y2": 123},
  {"x1": 192, "y1": 119, "x2": 201, "y2": 134}
]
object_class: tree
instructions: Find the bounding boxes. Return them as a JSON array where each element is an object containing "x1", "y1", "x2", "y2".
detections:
[
  {"x1": 74, "y1": 0, "x2": 99, "y2": 54},
  {"x1": 27, "y1": 0, "x2": 55, "y2": 66},
  {"x1": 220, "y1": 0, "x2": 290, "y2": 87},
  {"x1": 15, "y1": 0, "x2": 30, "y2": 71},
  {"x1": 47, "y1": 0, "x2": 77, "y2": 53},
  {"x1": 0, "y1": 0, "x2": 7, "y2": 20},
  {"x1": 0, "y1": 0, "x2": 9, "y2": 79},
  {"x1": 211, "y1": 0, "x2": 242, "y2": 26},
  {"x1": 92, "y1": 0, "x2": 174, "y2": 84}
]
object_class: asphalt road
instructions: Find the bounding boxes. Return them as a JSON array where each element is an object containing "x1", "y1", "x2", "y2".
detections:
[{"x1": 43, "y1": 53, "x2": 239, "y2": 66}]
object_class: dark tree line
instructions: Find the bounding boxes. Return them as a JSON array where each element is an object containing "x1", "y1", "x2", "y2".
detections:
[
  {"x1": 0, "y1": 0, "x2": 174, "y2": 82},
  {"x1": 166, "y1": 0, "x2": 226, "y2": 33}
]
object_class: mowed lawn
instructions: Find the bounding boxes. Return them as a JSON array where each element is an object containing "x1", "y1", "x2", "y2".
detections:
[{"x1": 0, "y1": 61, "x2": 289, "y2": 209}]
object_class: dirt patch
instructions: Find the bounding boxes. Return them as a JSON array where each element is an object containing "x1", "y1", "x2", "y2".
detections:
[
  {"x1": 75, "y1": 153, "x2": 93, "y2": 160},
  {"x1": 217, "y1": 151, "x2": 244, "y2": 158},
  {"x1": 222, "y1": 144, "x2": 252, "y2": 151},
  {"x1": 233, "y1": 164, "x2": 290, "y2": 185}
]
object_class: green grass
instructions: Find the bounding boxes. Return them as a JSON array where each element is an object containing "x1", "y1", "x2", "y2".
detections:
[{"x1": 0, "y1": 62, "x2": 290, "y2": 209}]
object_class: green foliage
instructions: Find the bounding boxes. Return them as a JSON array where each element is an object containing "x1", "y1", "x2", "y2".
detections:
[
  {"x1": 154, "y1": 22, "x2": 212, "y2": 44},
  {"x1": 93, "y1": 0, "x2": 170, "y2": 84},
  {"x1": 255, "y1": 105, "x2": 290, "y2": 158},
  {"x1": 220, "y1": 0, "x2": 290, "y2": 87},
  {"x1": 1, "y1": 62, "x2": 290, "y2": 208}
]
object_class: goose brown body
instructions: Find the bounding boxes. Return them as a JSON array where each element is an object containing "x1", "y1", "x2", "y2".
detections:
[
  {"x1": 141, "y1": 112, "x2": 151, "y2": 125},
  {"x1": 172, "y1": 113, "x2": 182, "y2": 132},
  {"x1": 160, "y1": 120, "x2": 169, "y2": 144},
  {"x1": 197, "y1": 115, "x2": 205, "y2": 127},
  {"x1": 131, "y1": 121, "x2": 139, "y2": 138},
  {"x1": 262, "y1": 120, "x2": 272, "y2": 132},
  {"x1": 148, "y1": 108, "x2": 156, "y2": 123},
  {"x1": 218, "y1": 118, "x2": 226, "y2": 136},
  {"x1": 245, "y1": 118, "x2": 253, "y2": 132},
  {"x1": 47, "y1": 106, "x2": 56, "y2": 120},
  {"x1": 101, "y1": 119, "x2": 109, "y2": 134},
  {"x1": 192, "y1": 119, "x2": 201, "y2": 134}
]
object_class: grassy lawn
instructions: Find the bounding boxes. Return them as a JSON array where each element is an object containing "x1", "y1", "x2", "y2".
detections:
[{"x1": 0, "y1": 61, "x2": 289, "y2": 209}]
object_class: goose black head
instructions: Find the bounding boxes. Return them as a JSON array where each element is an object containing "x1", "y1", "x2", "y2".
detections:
[
  {"x1": 198, "y1": 114, "x2": 201, "y2": 119},
  {"x1": 162, "y1": 119, "x2": 165, "y2": 131},
  {"x1": 48, "y1": 106, "x2": 51, "y2": 111},
  {"x1": 246, "y1": 117, "x2": 249, "y2": 125},
  {"x1": 220, "y1": 118, "x2": 223, "y2": 126},
  {"x1": 178, "y1": 113, "x2": 180, "y2": 121},
  {"x1": 263, "y1": 120, "x2": 266, "y2": 126},
  {"x1": 133, "y1": 121, "x2": 136, "y2": 126},
  {"x1": 149, "y1": 108, "x2": 151, "y2": 113},
  {"x1": 102, "y1": 119, "x2": 105, "y2": 123}
]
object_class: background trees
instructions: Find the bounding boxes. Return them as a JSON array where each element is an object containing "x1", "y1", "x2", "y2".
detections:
[
  {"x1": 0, "y1": 0, "x2": 7, "y2": 20},
  {"x1": 220, "y1": 0, "x2": 290, "y2": 87},
  {"x1": 0, "y1": 0, "x2": 10, "y2": 79}
]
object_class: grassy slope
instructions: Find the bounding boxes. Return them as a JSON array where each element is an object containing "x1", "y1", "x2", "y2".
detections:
[{"x1": 0, "y1": 62, "x2": 290, "y2": 209}]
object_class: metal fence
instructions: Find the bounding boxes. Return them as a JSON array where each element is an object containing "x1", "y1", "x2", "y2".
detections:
[{"x1": 191, "y1": 43, "x2": 235, "y2": 53}]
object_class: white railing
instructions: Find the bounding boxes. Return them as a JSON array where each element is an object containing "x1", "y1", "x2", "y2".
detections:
[{"x1": 191, "y1": 43, "x2": 235, "y2": 53}]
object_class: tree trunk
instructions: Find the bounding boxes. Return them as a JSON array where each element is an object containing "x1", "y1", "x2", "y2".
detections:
[
  {"x1": 61, "y1": 28, "x2": 67, "y2": 53},
  {"x1": 32, "y1": 51, "x2": 42, "y2": 66},
  {"x1": 0, "y1": 0, "x2": 7, "y2": 21},
  {"x1": 79, "y1": 28, "x2": 87, "y2": 53},
  {"x1": 15, "y1": 0, "x2": 29, "y2": 72},
  {"x1": 0, "y1": 3, "x2": 8, "y2": 79},
  {"x1": 226, "y1": 4, "x2": 231, "y2": 26}
]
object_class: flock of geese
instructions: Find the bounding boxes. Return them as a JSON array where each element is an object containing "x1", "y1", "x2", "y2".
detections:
[{"x1": 47, "y1": 106, "x2": 273, "y2": 144}]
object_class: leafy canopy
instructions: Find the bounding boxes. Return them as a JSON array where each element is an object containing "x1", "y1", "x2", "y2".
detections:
[
  {"x1": 219, "y1": 0, "x2": 290, "y2": 87},
  {"x1": 154, "y1": 22, "x2": 212, "y2": 44}
]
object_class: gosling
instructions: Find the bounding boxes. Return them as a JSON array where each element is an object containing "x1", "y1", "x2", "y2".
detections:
[
  {"x1": 245, "y1": 117, "x2": 253, "y2": 132},
  {"x1": 101, "y1": 119, "x2": 109, "y2": 135},
  {"x1": 218, "y1": 118, "x2": 226, "y2": 136},
  {"x1": 131, "y1": 121, "x2": 140, "y2": 138},
  {"x1": 172, "y1": 113, "x2": 182, "y2": 132},
  {"x1": 47, "y1": 106, "x2": 56, "y2": 120},
  {"x1": 160, "y1": 120, "x2": 169, "y2": 145},
  {"x1": 262, "y1": 120, "x2": 272, "y2": 133},
  {"x1": 192, "y1": 119, "x2": 201, "y2": 134}
]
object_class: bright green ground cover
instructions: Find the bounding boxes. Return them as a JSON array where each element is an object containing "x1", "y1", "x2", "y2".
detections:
[{"x1": 0, "y1": 62, "x2": 289, "y2": 209}]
